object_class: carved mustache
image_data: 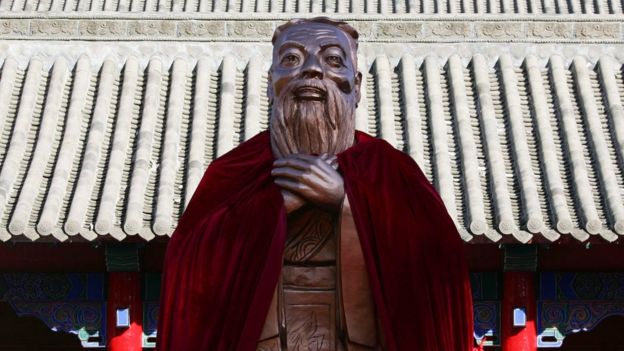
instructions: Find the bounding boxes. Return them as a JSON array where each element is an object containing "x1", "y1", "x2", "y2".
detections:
[
  {"x1": 281, "y1": 79, "x2": 328, "y2": 93},
  {"x1": 290, "y1": 80, "x2": 327, "y2": 100}
]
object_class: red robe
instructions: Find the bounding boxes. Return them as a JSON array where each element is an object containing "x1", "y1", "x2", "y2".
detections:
[{"x1": 156, "y1": 131, "x2": 473, "y2": 351}]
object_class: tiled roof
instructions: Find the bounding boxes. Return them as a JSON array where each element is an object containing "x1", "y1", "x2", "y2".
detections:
[
  {"x1": 0, "y1": 53, "x2": 622, "y2": 243},
  {"x1": 0, "y1": 0, "x2": 623, "y2": 14}
]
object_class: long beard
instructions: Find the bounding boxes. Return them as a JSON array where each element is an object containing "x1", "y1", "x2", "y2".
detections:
[{"x1": 270, "y1": 80, "x2": 356, "y2": 158}]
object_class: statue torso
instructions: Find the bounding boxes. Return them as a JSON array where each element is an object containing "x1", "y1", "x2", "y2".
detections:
[{"x1": 258, "y1": 206, "x2": 381, "y2": 351}]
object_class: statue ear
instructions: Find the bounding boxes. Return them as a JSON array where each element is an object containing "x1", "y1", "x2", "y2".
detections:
[
  {"x1": 354, "y1": 71, "x2": 362, "y2": 106},
  {"x1": 267, "y1": 70, "x2": 274, "y2": 101}
]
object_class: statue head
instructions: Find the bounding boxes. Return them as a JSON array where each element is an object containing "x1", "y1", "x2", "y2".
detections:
[{"x1": 268, "y1": 17, "x2": 362, "y2": 158}]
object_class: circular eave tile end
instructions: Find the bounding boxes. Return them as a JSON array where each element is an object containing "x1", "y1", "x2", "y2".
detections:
[{"x1": 556, "y1": 219, "x2": 573, "y2": 234}]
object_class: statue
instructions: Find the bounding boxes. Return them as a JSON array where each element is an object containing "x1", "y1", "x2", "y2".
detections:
[{"x1": 157, "y1": 17, "x2": 474, "y2": 351}]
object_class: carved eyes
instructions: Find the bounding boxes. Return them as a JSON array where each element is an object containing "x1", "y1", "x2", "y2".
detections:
[
  {"x1": 281, "y1": 54, "x2": 300, "y2": 66},
  {"x1": 280, "y1": 53, "x2": 345, "y2": 69},
  {"x1": 325, "y1": 55, "x2": 344, "y2": 67}
]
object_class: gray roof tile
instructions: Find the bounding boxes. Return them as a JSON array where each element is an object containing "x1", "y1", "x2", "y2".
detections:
[
  {"x1": 1, "y1": 0, "x2": 624, "y2": 14},
  {"x1": 0, "y1": 53, "x2": 623, "y2": 243}
]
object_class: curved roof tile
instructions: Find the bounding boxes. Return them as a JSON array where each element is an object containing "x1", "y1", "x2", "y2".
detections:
[
  {"x1": 0, "y1": 54, "x2": 623, "y2": 243},
  {"x1": 1, "y1": 0, "x2": 623, "y2": 14}
]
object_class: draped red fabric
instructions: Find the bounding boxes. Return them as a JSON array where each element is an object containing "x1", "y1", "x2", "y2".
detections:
[
  {"x1": 339, "y1": 132, "x2": 474, "y2": 350},
  {"x1": 156, "y1": 130, "x2": 473, "y2": 351}
]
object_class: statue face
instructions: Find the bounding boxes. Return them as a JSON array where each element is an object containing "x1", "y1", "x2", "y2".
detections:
[
  {"x1": 268, "y1": 22, "x2": 361, "y2": 158},
  {"x1": 269, "y1": 23, "x2": 360, "y2": 104}
]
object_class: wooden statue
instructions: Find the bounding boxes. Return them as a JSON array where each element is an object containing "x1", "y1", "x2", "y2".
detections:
[
  {"x1": 156, "y1": 17, "x2": 474, "y2": 351},
  {"x1": 261, "y1": 18, "x2": 377, "y2": 351}
]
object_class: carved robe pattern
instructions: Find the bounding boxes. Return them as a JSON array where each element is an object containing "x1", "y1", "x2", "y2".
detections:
[{"x1": 258, "y1": 204, "x2": 380, "y2": 351}]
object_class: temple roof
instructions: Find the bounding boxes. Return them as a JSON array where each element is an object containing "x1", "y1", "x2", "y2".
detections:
[
  {"x1": 0, "y1": 51, "x2": 622, "y2": 244},
  {"x1": 0, "y1": 0, "x2": 623, "y2": 15}
]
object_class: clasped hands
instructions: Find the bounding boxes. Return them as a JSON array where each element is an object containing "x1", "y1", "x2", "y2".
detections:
[{"x1": 271, "y1": 154, "x2": 345, "y2": 214}]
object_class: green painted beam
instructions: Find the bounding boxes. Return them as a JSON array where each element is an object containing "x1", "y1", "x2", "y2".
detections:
[
  {"x1": 503, "y1": 245, "x2": 537, "y2": 272},
  {"x1": 105, "y1": 244, "x2": 140, "y2": 272}
]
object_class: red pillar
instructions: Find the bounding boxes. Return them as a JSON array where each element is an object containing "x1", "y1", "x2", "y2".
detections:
[
  {"x1": 107, "y1": 272, "x2": 143, "y2": 351},
  {"x1": 502, "y1": 271, "x2": 537, "y2": 351}
]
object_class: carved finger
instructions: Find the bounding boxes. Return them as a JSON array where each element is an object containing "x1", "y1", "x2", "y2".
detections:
[
  {"x1": 274, "y1": 178, "x2": 309, "y2": 195},
  {"x1": 273, "y1": 157, "x2": 312, "y2": 171},
  {"x1": 311, "y1": 159, "x2": 339, "y2": 181},
  {"x1": 271, "y1": 167, "x2": 306, "y2": 181},
  {"x1": 292, "y1": 154, "x2": 318, "y2": 162},
  {"x1": 328, "y1": 156, "x2": 339, "y2": 169},
  {"x1": 290, "y1": 154, "x2": 335, "y2": 170},
  {"x1": 319, "y1": 154, "x2": 339, "y2": 170},
  {"x1": 275, "y1": 155, "x2": 332, "y2": 181}
]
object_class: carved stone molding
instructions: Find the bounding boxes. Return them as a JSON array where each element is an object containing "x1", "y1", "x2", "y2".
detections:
[
  {"x1": 476, "y1": 22, "x2": 523, "y2": 39},
  {"x1": 79, "y1": 20, "x2": 126, "y2": 36},
  {"x1": 227, "y1": 21, "x2": 274, "y2": 38},
  {"x1": 351, "y1": 21, "x2": 373, "y2": 39},
  {"x1": 427, "y1": 22, "x2": 470, "y2": 38},
  {"x1": 0, "y1": 18, "x2": 620, "y2": 42},
  {"x1": 528, "y1": 22, "x2": 574, "y2": 39},
  {"x1": 128, "y1": 20, "x2": 176, "y2": 36},
  {"x1": 575, "y1": 22, "x2": 620, "y2": 39},
  {"x1": 178, "y1": 20, "x2": 225, "y2": 37},
  {"x1": 0, "y1": 19, "x2": 29, "y2": 35},
  {"x1": 376, "y1": 22, "x2": 423, "y2": 39},
  {"x1": 31, "y1": 19, "x2": 77, "y2": 36}
]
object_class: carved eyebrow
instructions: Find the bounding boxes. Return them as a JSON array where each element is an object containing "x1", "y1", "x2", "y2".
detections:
[
  {"x1": 319, "y1": 43, "x2": 346, "y2": 57},
  {"x1": 278, "y1": 41, "x2": 305, "y2": 55}
]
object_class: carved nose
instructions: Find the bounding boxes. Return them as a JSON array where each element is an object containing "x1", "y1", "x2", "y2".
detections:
[{"x1": 301, "y1": 56, "x2": 323, "y2": 79}]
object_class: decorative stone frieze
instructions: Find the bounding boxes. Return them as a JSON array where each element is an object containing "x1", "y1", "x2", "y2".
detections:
[
  {"x1": 0, "y1": 19, "x2": 29, "y2": 35},
  {"x1": 79, "y1": 20, "x2": 126, "y2": 36},
  {"x1": 376, "y1": 22, "x2": 423, "y2": 39},
  {"x1": 0, "y1": 18, "x2": 621, "y2": 42},
  {"x1": 351, "y1": 21, "x2": 373, "y2": 39},
  {"x1": 227, "y1": 21, "x2": 274, "y2": 38},
  {"x1": 476, "y1": 22, "x2": 523, "y2": 39},
  {"x1": 128, "y1": 20, "x2": 176, "y2": 36},
  {"x1": 527, "y1": 23, "x2": 573, "y2": 39},
  {"x1": 178, "y1": 21, "x2": 225, "y2": 37},
  {"x1": 427, "y1": 22, "x2": 470, "y2": 38},
  {"x1": 575, "y1": 23, "x2": 620, "y2": 39},
  {"x1": 31, "y1": 19, "x2": 77, "y2": 36}
]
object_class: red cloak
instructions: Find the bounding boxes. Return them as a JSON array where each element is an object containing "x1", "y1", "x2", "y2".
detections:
[{"x1": 156, "y1": 131, "x2": 473, "y2": 351}]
